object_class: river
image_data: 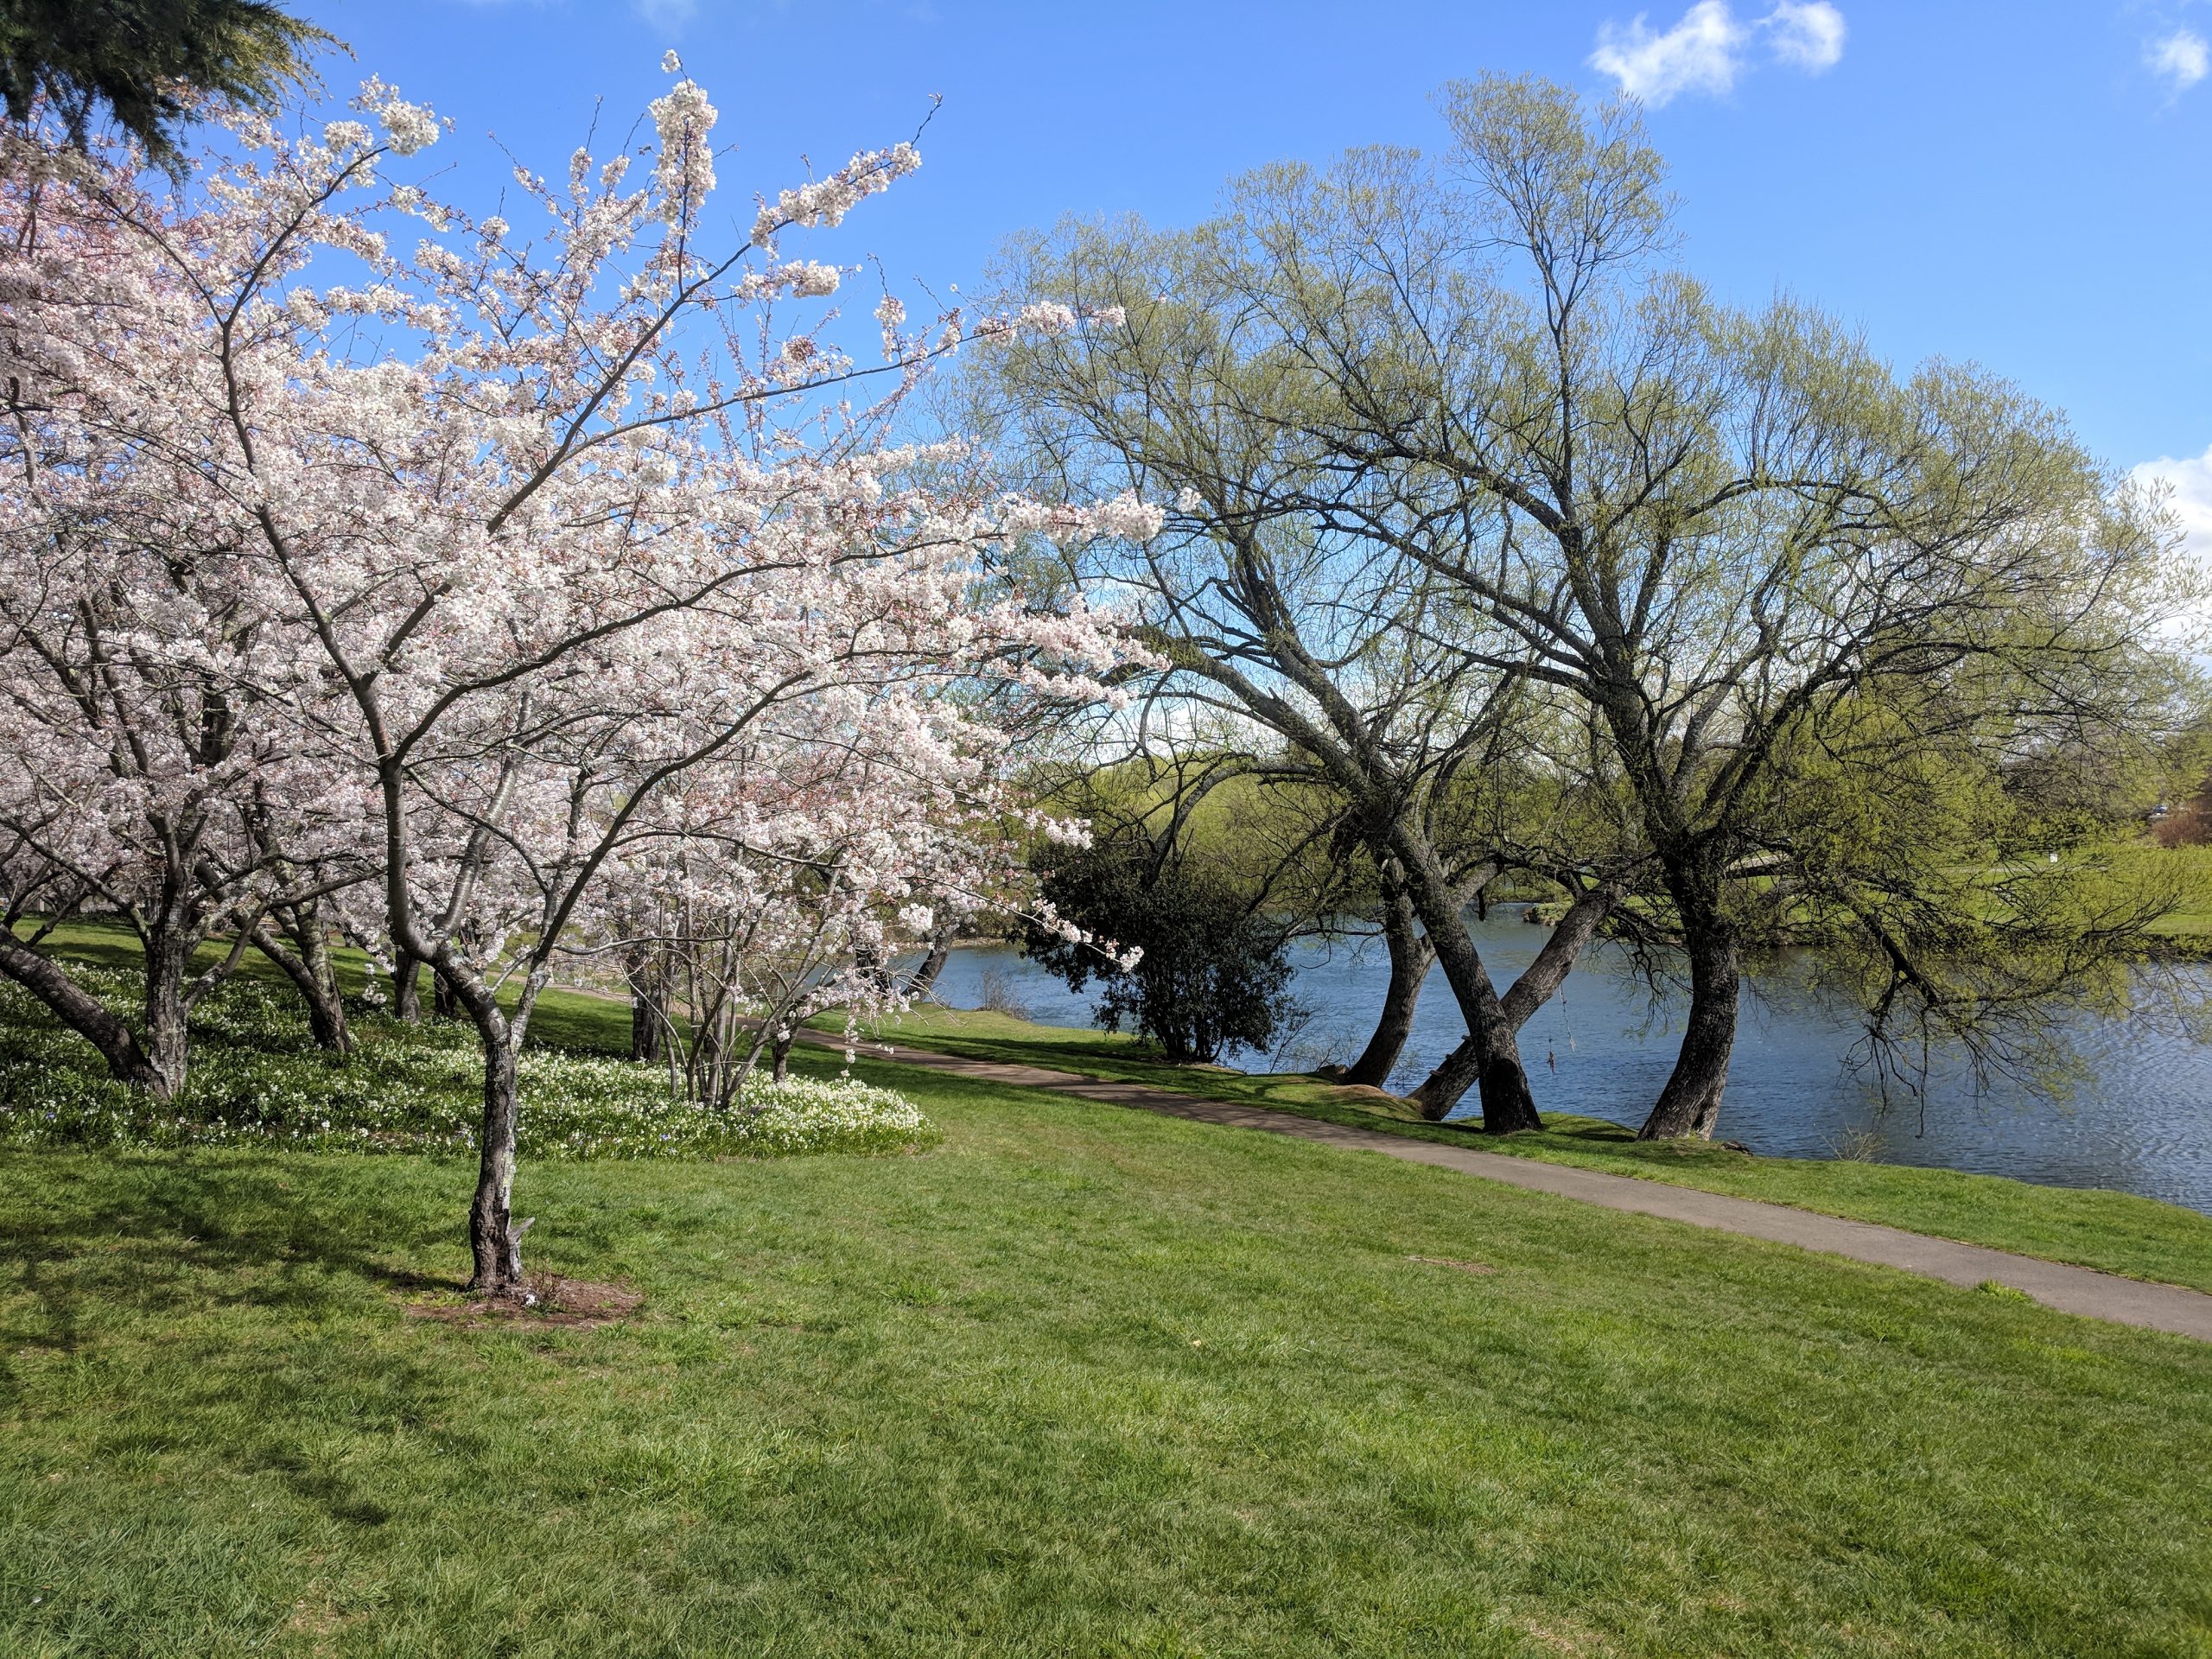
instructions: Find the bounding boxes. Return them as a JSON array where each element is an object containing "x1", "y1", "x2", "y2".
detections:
[{"x1": 922, "y1": 915, "x2": 2212, "y2": 1214}]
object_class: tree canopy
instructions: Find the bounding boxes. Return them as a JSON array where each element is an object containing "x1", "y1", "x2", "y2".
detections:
[{"x1": 0, "y1": 0, "x2": 330, "y2": 163}]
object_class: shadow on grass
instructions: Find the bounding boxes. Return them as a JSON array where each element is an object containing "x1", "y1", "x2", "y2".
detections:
[{"x1": 0, "y1": 1153, "x2": 467, "y2": 1346}]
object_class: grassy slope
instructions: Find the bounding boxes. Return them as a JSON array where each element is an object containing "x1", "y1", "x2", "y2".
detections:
[
  {"x1": 823, "y1": 1006, "x2": 2212, "y2": 1295},
  {"x1": 4, "y1": 1044, "x2": 2212, "y2": 1657},
  {"x1": 21, "y1": 918, "x2": 2212, "y2": 1287}
]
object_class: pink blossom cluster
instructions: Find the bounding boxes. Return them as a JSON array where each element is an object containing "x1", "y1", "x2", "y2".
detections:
[
  {"x1": 751, "y1": 143, "x2": 921, "y2": 250},
  {"x1": 0, "y1": 74, "x2": 1156, "y2": 1148},
  {"x1": 0, "y1": 73, "x2": 1172, "y2": 1285}
]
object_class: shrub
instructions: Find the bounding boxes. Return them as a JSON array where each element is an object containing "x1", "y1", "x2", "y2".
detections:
[{"x1": 1024, "y1": 836, "x2": 1300, "y2": 1064}]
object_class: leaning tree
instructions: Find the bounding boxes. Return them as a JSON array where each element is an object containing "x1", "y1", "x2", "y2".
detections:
[
  {"x1": 1212, "y1": 75, "x2": 2195, "y2": 1137},
  {"x1": 976, "y1": 192, "x2": 1644, "y2": 1129}
]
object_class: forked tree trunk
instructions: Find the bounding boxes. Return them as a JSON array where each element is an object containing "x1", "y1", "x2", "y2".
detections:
[
  {"x1": 0, "y1": 929, "x2": 164, "y2": 1094},
  {"x1": 1408, "y1": 882, "x2": 1622, "y2": 1119},
  {"x1": 1638, "y1": 874, "x2": 1738, "y2": 1140},
  {"x1": 1344, "y1": 882, "x2": 1432, "y2": 1088},
  {"x1": 1387, "y1": 829, "x2": 1541, "y2": 1133}
]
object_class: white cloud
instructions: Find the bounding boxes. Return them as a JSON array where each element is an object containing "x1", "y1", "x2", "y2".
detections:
[
  {"x1": 2148, "y1": 28, "x2": 2210, "y2": 92},
  {"x1": 2129, "y1": 446, "x2": 2212, "y2": 641},
  {"x1": 1767, "y1": 1, "x2": 1847, "y2": 71},
  {"x1": 2135, "y1": 446, "x2": 2212, "y2": 553},
  {"x1": 1592, "y1": 2, "x2": 1746, "y2": 106},
  {"x1": 1591, "y1": 2, "x2": 1847, "y2": 106}
]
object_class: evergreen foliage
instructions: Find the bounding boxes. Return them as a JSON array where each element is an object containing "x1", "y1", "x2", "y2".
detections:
[
  {"x1": 1025, "y1": 835, "x2": 1300, "y2": 1065},
  {"x1": 0, "y1": 0, "x2": 329, "y2": 163}
]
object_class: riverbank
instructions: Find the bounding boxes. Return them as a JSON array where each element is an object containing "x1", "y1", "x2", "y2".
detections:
[
  {"x1": 821, "y1": 1006, "x2": 2212, "y2": 1294},
  {"x1": 6, "y1": 1026, "x2": 2212, "y2": 1653},
  {"x1": 926, "y1": 919, "x2": 2212, "y2": 1212},
  {"x1": 15, "y1": 918, "x2": 2212, "y2": 1289}
]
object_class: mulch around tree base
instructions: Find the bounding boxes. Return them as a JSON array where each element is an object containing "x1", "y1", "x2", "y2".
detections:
[{"x1": 404, "y1": 1276, "x2": 643, "y2": 1329}]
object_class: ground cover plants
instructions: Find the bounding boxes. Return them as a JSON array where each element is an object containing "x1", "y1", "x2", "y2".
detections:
[{"x1": 0, "y1": 968, "x2": 935, "y2": 1163}]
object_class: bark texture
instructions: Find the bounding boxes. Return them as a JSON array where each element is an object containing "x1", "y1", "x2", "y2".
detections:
[
  {"x1": 0, "y1": 928, "x2": 162, "y2": 1092},
  {"x1": 392, "y1": 953, "x2": 424, "y2": 1023},
  {"x1": 623, "y1": 948, "x2": 666, "y2": 1064},
  {"x1": 250, "y1": 912, "x2": 351, "y2": 1054},
  {"x1": 1344, "y1": 881, "x2": 1432, "y2": 1088},
  {"x1": 1408, "y1": 883, "x2": 1621, "y2": 1118},
  {"x1": 1637, "y1": 867, "x2": 1738, "y2": 1140},
  {"x1": 1387, "y1": 828, "x2": 1541, "y2": 1132},
  {"x1": 909, "y1": 923, "x2": 954, "y2": 996}
]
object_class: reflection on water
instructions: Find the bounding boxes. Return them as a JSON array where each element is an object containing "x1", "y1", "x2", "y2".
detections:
[{"x1": 921, "y1": 915, "x2": 2212, "y2": 1215}]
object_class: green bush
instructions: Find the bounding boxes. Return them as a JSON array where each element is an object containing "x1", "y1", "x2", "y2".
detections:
[{"x1": 1025, "y1": 835, "x2": 1300, "y2": 1065}]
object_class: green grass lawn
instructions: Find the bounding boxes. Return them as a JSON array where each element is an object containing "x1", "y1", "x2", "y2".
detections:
[
  {"x1": 827, "y1": 1005, "x2": 2212, "y2": 1295},
  {"x1": 3, "y1": 936, "x2": 2212, "y2": 1652},
  {"x1": 5, "y1": 1043, "x2": 2212, "y2": 1656}
]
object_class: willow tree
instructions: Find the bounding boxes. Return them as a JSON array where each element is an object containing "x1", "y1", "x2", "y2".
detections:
[
  {"x1": 978, "y1": 212, "x2": 1643, "y2": 1130},
  {"x1": 1197, "y1": 75, "x2": 2192, "y2": 1138},
  {"x1": 987, "y1": 73, "x2": 2192, "y2": 1140}
]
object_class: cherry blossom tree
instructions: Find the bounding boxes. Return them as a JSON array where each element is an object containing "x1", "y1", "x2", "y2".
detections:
[
  {"x1": 0, "y1": 65, "x2": 1147, "y2": 1293},
  {"x1": 0, "y1": 156, "x2": 373, "y2": 1093}
]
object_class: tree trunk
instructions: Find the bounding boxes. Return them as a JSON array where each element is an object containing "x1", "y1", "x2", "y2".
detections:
[
  {"x1": 467, "y1": 1034, "x2": 528, "y2": 1293},
  {"x1": 250, "y1": 916, "x2": 351, "y2": 1054},
  {"x1": 1408, "y1": 881, "x2": 1622, "y2": 1119},
  {"x1": 1386, "y1": 829, "x2": 1541, "y2": 1132},
  {"x1": 433, "y1": 969, "x2": 461, "y2": 1021},
  {"x1": 142, "y1": 924, "x2": 192, "y2": 1100},
  {"x1": 0, "y1": 929, "x2": 163, "y2": 1093},
  {"x1": 1344, "y1": 881, "x2": 1432, "y2": 1088},
  {"x1": 423, "y1": 957, "x2": 531, "y2": 1295},
  {"x1": 908, "y1": 922, "x2": 954, "y2": 996},
  {"x1": 1408, "y1": 1040, "x2": 1482, "y2": 1121},
  {"x1": 624, "y1": 948, "x2": 664, "y2": 1064},
  {"x1": 1638, "y1": 876, "x2": 1738, "y2": 1141},
  {"x1": 853, "y1": 940, "x2": 893, "y2": 995},
  {"x1": 298, "y1": 914, "x2": 349, "y2": 1052},
  {"x1": 392, "y1": 952, "x2": 424, "y2": 1023},
  {"x1": 630, "y1": 987, "x2": 663, "y2": 1064},
  {"x1": 771, "y1": 1029, "x2": 793, "y2": 1083}
]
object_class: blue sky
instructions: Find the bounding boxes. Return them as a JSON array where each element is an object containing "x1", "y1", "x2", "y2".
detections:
[{"x1": 295, "y1": 0, "x2": 2212, "y2": 537}]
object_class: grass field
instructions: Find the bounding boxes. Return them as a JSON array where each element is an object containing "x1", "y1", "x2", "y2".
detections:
[
  {"x1": 829, "y1": 1005, "x2": 2212, "y2": 1295},
  {"x1": 3, "y1": 931, "x2": 2212, "y2": 1654},
  {"x1": 6, "y1": 1046, "x2": 2212, "y2": 1656}
]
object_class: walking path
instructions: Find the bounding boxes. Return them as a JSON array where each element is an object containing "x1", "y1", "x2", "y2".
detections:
[{"x1": 822, "y1": 1033, "x2": 2212, "y2": 1342}]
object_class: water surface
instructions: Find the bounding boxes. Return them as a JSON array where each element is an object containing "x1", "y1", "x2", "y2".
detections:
[{"x1": 923, "y1": 916, "x2": 2212, "y2": 1214}]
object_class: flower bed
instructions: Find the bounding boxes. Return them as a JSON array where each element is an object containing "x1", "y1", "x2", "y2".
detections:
[{"x1": 0, "y1": 972, "x2": 936, "y2": 1160}]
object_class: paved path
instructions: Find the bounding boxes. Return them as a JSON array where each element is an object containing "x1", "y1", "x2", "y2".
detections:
[{"x1": 824, "y1": 1033, "x2": 2212, "y2": 1343}]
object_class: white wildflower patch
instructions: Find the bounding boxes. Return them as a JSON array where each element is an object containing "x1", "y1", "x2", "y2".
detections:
[{"x1": 0, "y1": 973, "x2": 935, "y2": 1162}]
